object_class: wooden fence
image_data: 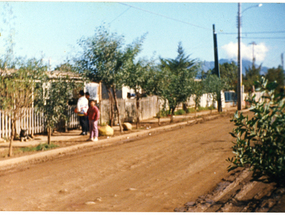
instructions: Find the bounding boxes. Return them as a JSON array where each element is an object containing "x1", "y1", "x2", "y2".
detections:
[
  {"x1": 100, "y1": 96, "x2": 160, "y2": 125},
  {"x1": 0, "y1": 106, "x2": 79, "y2": 139}
]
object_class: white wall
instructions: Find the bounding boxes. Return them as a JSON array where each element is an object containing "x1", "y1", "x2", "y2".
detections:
[{"x1": 85, "y1": 82, "x2": 99, "y2": 101}]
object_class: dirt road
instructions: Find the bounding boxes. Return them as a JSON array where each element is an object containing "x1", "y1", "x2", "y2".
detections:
[{"x1": 0, "y1": 115, "x2": 236, "y2": 211}]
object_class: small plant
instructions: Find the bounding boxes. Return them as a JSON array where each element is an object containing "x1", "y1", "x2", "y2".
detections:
[
  {"x1": 36, "y1": 143, "x2": 58, "y2": 151},
  {"x1": 156, "y1": 110, "x2": 170, "y2": 118},
  {"x1": 174, "y1": 109, "x2": 186, "y2": 115},
  {"x1": 186, "y1": 108, "x2": 196, "y2": 113},
  {"x1": 227, "y1": 77, "x2": 285, "y2": 186},
  {"x1": 20, "y1": 143, "x2": 58, "y2": 152}
]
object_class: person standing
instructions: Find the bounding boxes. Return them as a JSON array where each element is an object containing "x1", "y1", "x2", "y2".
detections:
[
  {"x1": 85, "y1": 92, "x2": 90, "y2": 131},
  {"x1": 77, "y1": 90, "x2": 89, "y2": 135},
  {"x1": 87, "y1": 100, "x2": 100, "y2": 141}
]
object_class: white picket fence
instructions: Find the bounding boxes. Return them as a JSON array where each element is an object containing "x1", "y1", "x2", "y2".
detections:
[{"x1": 0, "y1": 106, "x2": 79, "y2": 139}]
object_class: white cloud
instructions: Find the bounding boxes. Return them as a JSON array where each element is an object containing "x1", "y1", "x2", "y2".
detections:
[{"x1": 221, "y1": 42, "x2": 268, "y2": 62}]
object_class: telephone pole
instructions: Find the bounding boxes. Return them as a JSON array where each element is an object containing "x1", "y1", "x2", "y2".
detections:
[
  {"x1": 237, "y1": 3, "x2": 242, "y2": 110},
  {"x1": 213, "y1": 24, "x2": 222, "y2": 112},
  {"x1": 237, "y1": 3, "x2": 262, "y2": 111}
]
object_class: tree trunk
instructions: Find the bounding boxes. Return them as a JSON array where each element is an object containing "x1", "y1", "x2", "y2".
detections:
[
  {"x1": 183, "y1": 103, "x2": 188, "y2": 112},
  {"x1": 65, "y1": 119, "x2": 68, "y2": 133},
  {"x1": 195, "y1": 99, "x2": 197, "y2": 117},
  {"x1": 157, "y1": 97, "x2": 161, "y2": 126},
  {"x1": 112, "y1": 87, "x2": 123, "y2": 133},
  {"x1": 107, "y1": 88, "x2": 114, "y2": 127},
  {"x1": 136, "y1": 92, "x2": 140, "y2": 129},
  {"x1": 47, "y1": 126, "x2": 51, "y2": 145},
  {"x1": 170, "y1": 108, "x2": 175, "y2": 123},
  {"x1": 8, "y1": 119, "x2": 15, "y2": 157}
]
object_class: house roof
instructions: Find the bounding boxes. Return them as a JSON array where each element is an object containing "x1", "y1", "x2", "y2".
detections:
[
  {"x1": 46, "y1": 70, "x2": 82, "y2": 80},
  {"x1": 0, "y1": 69, "x2": 83, "y2": 81}
]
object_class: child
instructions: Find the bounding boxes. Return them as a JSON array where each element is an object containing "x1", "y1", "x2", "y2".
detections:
[{"x1": 87, "y1": 100, "x2": 100, "y2": 141}]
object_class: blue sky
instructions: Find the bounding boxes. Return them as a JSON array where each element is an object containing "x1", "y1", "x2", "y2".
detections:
[{"x1": 0, "y1": 1, "x2": 284, "y2": 70}]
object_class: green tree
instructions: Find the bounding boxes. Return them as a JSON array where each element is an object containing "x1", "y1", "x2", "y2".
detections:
[
  {"x1": 204, "y1": 61, "x2": 237, "y2": 92},
  {"x1": 159, "y1": 42, "x2": 197, "y2": 122},
  {"x1": 219, "y1": 61, "x2": 237, "y2": 91},
  {"x1": 54, "y1": 62, "x2": 77, "y2": 73},
  {"x1": 122, "y1": 35, "x2": 154, "y2": 128},
  {"x1": 202, "y1": 73, "x2": 224, "y2": 111},
  {"x1": 123, "y1": 58, "x2": 152, "y2": 128},
  {"x1": 35, "y1": 71, "x2": 81, "y2": 144},
  {"x1": 244, "y1": 64, "x2": 262, "y2": 92},
  {"x1": 141, "y1": 65, "x2": 167, "y2": 125},
  {"x1": 77, "y1": 26, "x2": 146, "y2": 132},
  {"x1": 77, "y1": 26, "x2": 124, "y2": 130},
  {"x1": 192, "y1": 80, "x2": 204, "y2": 112},
  {"x1": 0, "y1": 58, "x2": 47, "y2": 156},
  {"x1": 265, "y1": 66, "x2": 284, "y2": 94}
]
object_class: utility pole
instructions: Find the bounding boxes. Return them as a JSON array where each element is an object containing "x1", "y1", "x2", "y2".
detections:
[
  {"x1": 237, "y1": 3, "x2": 262, "y2": 111},
  {"x1": 237, "y1": 3, "x2": 242, "y2": 110},
  {"x1": 213, "y1": 24, "x2": 222, "y2": 112}
]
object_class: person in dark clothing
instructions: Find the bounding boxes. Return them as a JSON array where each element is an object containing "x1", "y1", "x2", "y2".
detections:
[
  {"x1": 77, "y1": 90, "x2": 89, "y2": 135},
  {"x1": 85, "y1": 92, "x2": 90, "y2": 131}
]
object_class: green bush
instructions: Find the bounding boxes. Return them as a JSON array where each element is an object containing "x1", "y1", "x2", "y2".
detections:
[
  {"x1": 36, "y1": 143, "x2": 58, "y2": 151},
  {"x1": 174, "y1": 109, "x2": 186, "y2": 115},
  {"x1": 186, "y1": 108, "x2": 196, "y2": 113},
  {"x1": 20, "y1": 143, "x2": 58, "y2": 152},
  {"x1": 156, "y1": 110, "x2": 170, "y2": 118},
  {"x1": 227, "y1": 77, "x2": 285, "y2": 186}
]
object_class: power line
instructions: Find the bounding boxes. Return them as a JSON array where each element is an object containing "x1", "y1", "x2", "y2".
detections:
[
  {"x1": 119, "y1": 2, "x2": 212, "y2": 31},
  {"x1": 242, "y1": 37, "x2": 285, "y2": 39},
  {"x1": 218, "y1": 31, "x2": 285, "y2": 35},
  {"x1": 109, "y1": 7, "x2": 131, "y2": 24}
]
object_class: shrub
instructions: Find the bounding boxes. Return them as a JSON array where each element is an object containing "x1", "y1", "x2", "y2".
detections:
[
  {"x1": 156, "y1": 110, "x2": 170, "y2": 118},
  {"x1": 174, "y1": 109, "x2": 186, "y2": 115},
  {"x1": 227, "y1": 77, "x2": 285, "y2": 186},
  {"x1": 36, "y1": 143, "x2": 58, "y2": 151},
  {"x1": 198, "y1": 106, "x2": 215, "y2": 111},
  {"x1": 186, "y1": 108, "x2": 196, "y2": 113},
  {"x1": 20, "y1": 143, "x2": 58, "y2": 152}
]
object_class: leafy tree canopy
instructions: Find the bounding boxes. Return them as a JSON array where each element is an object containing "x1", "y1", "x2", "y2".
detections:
[
  {"x1": 159, "y1": 42, "x2": 198, "y2": 117},
  {"x1": 265, "y1": 65, "x2": 284, "y2": 94},
  {"x1": 244, "y1": 63, "x2": 262, "y2": 92}
]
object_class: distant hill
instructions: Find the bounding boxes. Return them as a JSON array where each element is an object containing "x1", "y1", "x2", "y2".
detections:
[{"x1": 201, "y1": 59, "x2": 268, "y2": 75}]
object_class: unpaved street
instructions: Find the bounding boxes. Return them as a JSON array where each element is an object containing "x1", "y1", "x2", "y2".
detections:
[{"x1": 0, "y1": 115, "x2": 236, "y2": 211}]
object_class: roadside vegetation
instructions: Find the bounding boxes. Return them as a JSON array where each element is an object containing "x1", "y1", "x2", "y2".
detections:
[
  {"x1": 20, "y1": 143, "x2": 59, "y2": 152},
  {"x1": 228, "y1": 77, "x2": 285, "y2": 186}
]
